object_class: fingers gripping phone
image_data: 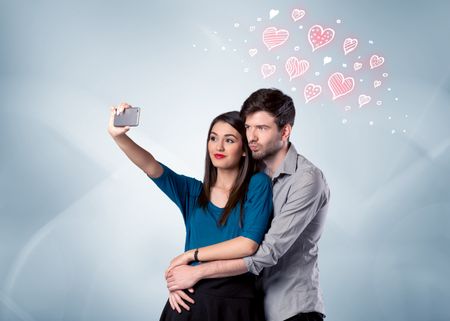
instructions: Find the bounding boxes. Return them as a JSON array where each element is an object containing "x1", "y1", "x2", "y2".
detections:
[{"x1": 114, "y1": 107, "x2": 140, "y2": 127}]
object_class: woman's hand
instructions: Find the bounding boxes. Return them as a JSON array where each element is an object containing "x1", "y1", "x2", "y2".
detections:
[
  {"x1": 166, "y1": 250, "x2": 194, "y2": 273},
  {"x1": 168, "y1": 289, "x2": 195, "y2": 313},
  {"x1": 108, "y1": 102, "x2": 132, "y2": 138}
]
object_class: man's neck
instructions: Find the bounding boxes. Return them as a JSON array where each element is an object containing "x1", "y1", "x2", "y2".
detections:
[{"x1": 263, "y1": 142, "x2": 290, "y2": 177}]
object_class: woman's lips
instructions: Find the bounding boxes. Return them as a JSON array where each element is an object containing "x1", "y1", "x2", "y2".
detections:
[{"x1": 214, "y1": 153, "x2": 225, "y2": 159}]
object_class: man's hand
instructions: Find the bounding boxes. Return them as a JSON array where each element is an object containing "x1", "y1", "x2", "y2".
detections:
[
  {"x1": 166, "y1": 250, "x2": 193, "y2": 273},
  {"x1": 168, "y1": 289, "x2": 195, "y2": 313},
  {"x1": 166, "y1": 264, "x2": 201, "y2": 291}
]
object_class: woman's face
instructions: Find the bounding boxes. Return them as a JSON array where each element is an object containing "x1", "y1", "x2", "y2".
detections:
[{"x1": 208, "y1": 121, "x2": 245, "y2": 170}]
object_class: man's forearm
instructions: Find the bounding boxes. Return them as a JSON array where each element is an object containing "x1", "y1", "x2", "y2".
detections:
[{"x1": 196, "y1": 258, "x2": 248, "y2": 279}]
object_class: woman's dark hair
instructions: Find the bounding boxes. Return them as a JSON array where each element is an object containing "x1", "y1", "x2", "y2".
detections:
[
  {"x1": 198, "y1": 111, "x2": 255, "y2": 226},
  {"x1": 240, "y1": 88, "x2": 296, "y2": 129}
]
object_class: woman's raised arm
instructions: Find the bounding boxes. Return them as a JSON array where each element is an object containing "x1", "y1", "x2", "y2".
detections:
[{"x1": 108, "y1": 103, "x2": 163, "y2": 178}]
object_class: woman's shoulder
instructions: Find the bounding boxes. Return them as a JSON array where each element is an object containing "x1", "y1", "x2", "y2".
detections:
[{"x1": 248, "y1": 171, "x2": 272, "y2": 189}]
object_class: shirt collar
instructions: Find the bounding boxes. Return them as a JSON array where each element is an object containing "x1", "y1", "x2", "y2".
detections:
[{"x1": 266, "y1": 143, "x2": 298, "y2": 179}]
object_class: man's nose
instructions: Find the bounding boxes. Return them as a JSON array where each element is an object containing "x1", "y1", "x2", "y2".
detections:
[{"x1": 247, "y1": 128, "x2": 257, "y2": 142}]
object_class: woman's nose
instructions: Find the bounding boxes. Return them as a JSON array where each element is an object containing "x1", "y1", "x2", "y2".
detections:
[{"x1": 216, "y1": 140, "x2": 225, "y2": 151}]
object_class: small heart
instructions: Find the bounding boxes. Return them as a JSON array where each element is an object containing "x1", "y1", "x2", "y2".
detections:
[
  {"x1": 370, "y1": 54, "x2": 385, "y2": 69},
  {"x1": 353, "y1": 62, "x2": 363, "y2": 71},
  {"x1": 248, "y1": 48, "x2": 258, "y2": 57},
  {"x1": 359, "y1": 94, "x2": 371, "y2": 108},
  {"x1": 304, "y1": 83, "x2": 322, "y2": 103},
  {"x1": 323, "y1": 56, "x2": 332, "y2": 65},
  {"x1": 374, "y1": 80, "x2": 382, "y2": 88},
  {"x1": 261, "y1": 64, "x2": 276, "y2": 79},
  {"x1": 269, "y1": 9, "x2": 279, "y2": 19},
  {"x1": 343, "y1": 38, "x2": 358, "y2": 55},
  {"x1": 291, "y1": 9, "x2": 305, "y2": 22}
]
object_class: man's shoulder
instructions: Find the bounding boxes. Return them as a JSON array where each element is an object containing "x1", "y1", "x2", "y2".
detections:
[{"x1": 288, "y1": 153, "x2": 329, "y2": 197}]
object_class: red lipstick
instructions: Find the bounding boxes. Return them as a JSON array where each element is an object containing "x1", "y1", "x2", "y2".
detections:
[{"x1": 214, "y1": 153, "x2": 225, "y2": 159}]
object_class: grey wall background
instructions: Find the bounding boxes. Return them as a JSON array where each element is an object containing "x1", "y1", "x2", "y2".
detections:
[{"x1": 1, "y1": 0, "x2": 449, "y2": 320}]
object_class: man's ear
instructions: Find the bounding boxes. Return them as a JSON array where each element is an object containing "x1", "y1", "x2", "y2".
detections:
[{"x1": 281, "y1": 124, "x2": 292, "y2": 142}]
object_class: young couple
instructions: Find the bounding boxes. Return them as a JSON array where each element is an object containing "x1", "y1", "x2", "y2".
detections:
[{"x1": 108, "y1": 88, "x2": 330, "y2": 321}]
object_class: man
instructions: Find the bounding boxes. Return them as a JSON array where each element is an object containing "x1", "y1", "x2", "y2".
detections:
[{"x1": 166, "y1": 88, "x2": 331, "y2": 321}]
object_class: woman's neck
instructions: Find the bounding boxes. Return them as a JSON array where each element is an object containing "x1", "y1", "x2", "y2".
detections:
[{"x1": 214, "y1": 167, "x2": 239, "y2": 191}]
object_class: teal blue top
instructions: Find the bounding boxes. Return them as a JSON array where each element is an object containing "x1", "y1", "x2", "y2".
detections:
[{"x1": 149, "y1": 163, "x2": 273, "y2": 251}]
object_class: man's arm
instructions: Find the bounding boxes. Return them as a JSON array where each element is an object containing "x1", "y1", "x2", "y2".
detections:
[
  {"x1": 166, "y1": 259, "x2": 247, "y2": 291},
  {"x1": 244, "y1": 169, "x2": 330, "y2": 275}
]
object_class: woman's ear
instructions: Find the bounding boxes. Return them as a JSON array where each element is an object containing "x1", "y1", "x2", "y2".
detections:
[{"x1": 242, "y1": 151, "x2": 246, "y2": 157}]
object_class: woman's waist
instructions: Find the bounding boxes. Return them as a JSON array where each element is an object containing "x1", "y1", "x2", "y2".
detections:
[{"x1": 193, "y1": 273, "x2": 258, "y2": 298}]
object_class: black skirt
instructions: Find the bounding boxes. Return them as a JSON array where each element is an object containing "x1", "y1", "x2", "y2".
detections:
[{"x1": 159, "y1": 273, "x2": 265, "y2": 321}]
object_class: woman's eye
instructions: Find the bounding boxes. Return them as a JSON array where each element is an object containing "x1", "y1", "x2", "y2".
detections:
[
  {"x1": 209, "y1": 136, "x2": 216, "y2": 141},
  {"x1": 226, "y1": 139, "x2": 235, "y2": 143}
]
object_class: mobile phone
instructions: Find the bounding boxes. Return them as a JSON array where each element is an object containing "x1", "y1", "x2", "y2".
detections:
[{"x1": 114, "y1": 107, "x2": 140, "y2": 127}]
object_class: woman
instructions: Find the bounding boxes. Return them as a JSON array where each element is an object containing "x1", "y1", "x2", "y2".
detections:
[{"x1": 108, "y1": 103, "x2": 272, "y2": 321}]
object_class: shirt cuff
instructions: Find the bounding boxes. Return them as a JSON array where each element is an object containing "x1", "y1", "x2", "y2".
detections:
[{"x1": 243, "y1": 256, "x2": 261, "y2": 275}]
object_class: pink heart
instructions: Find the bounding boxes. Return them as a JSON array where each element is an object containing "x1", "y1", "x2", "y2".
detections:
[
  {"x1": 308, "y1": 25, "x2": 335, "y2": 52},
  {"x1": 261, "y1": 64, "x2": 276, "y2": 79},
  {"x1": 328, "y1": 72, "x2": 355, "y2": 100},
  {"x1": 343, "y1": 38, "x2": 358, "y2": 55},
  {"x1": 285, "y1": 57, "x2": 309, "y2": 81},
  {"x1": 353, "y1": 62, "x2": 363, "y2": 71},
  {"x1": 374, "y1": 80, "x2": 382, "y2": 88},
  {"x1": 291, "y1": 9, "x2": 305, "y2": 22},
  {"x1": 359, "y1": 94, "x2": 371, "y2": 107},
  {"x1": 304, "y1": 83, "x2": 322, "y2": 103},
  {"x1": 263, "y1": 27, "x2": 290, "y2": 50},
  {"x1": 370, "y1": 54, "x2": 385, "y2": 69},
  {"x1": 248, "y1": 48, "x2": 258, "y2": 57}
]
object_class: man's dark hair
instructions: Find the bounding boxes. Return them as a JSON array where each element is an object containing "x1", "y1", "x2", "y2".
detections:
[{"x1": 240, "y1": 88, "x2": 296, "y2": 129}]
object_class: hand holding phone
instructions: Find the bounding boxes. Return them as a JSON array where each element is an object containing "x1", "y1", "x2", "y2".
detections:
[
  {"x1": 108, "y1": 103, "x2": 140, "y2": 138},
  {"x1": 114, "y1": 106, "x2": 140, "y2": 127}
]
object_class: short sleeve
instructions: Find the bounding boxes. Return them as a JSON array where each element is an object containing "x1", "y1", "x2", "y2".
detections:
[
  {"x1": 240, "y1": 172, "x2": 273, "y2": 244},
  {"x1": 148, "y1": 162, "x2": 202, "y2": 220}
]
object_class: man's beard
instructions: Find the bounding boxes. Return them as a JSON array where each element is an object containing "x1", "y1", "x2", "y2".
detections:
[{"x1": 251, "y1": 139, "x2": 283, "y2": 160}]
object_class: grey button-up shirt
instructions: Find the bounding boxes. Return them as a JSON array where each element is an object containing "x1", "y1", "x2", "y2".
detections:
[{"x1": 243, "y1": 143, "x2": 330, "y2": 321}]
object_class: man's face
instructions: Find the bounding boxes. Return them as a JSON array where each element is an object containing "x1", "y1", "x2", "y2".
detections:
[{"x1": 244, "y1": 111, "x2": 283, "y2": 160}]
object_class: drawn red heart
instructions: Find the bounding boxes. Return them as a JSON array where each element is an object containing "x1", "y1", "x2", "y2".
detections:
[
  {"x1": 261, "y1": 64, "x2": 276, "y2": 79},
  {"x1": 370, "y1": 54, "x2": 385, "y2": 69},
  {"x1": 304, "y1": 83, "x2": 322, "y2": 103},
  {"x1": 263, "y1": 27, "x2": 290, "y2": 50},
  {"x1": 248, "y1": 48, "x2": 258, "y2": 57},
  {"x1": 328, "y1": 72, "x2": 355, "y2": 100},
  {"x1": 285, "y1": 57, "x2": 309, "y2": 81},
  {"x1": 308, "y1": 25, "x2": 335, "y2": 52},
  {"x1": 358, "y1": 94, "x2": 371, "y2": 107},
  {"x1": 343, "y1": 38, "x2": 358, "y2": 55},
  {"x1": 291, "y1": 9, "x2": 305, "y2": 22},
  {"x1": 353, "y1": 62, "x2": 363, "y2": 71}
]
